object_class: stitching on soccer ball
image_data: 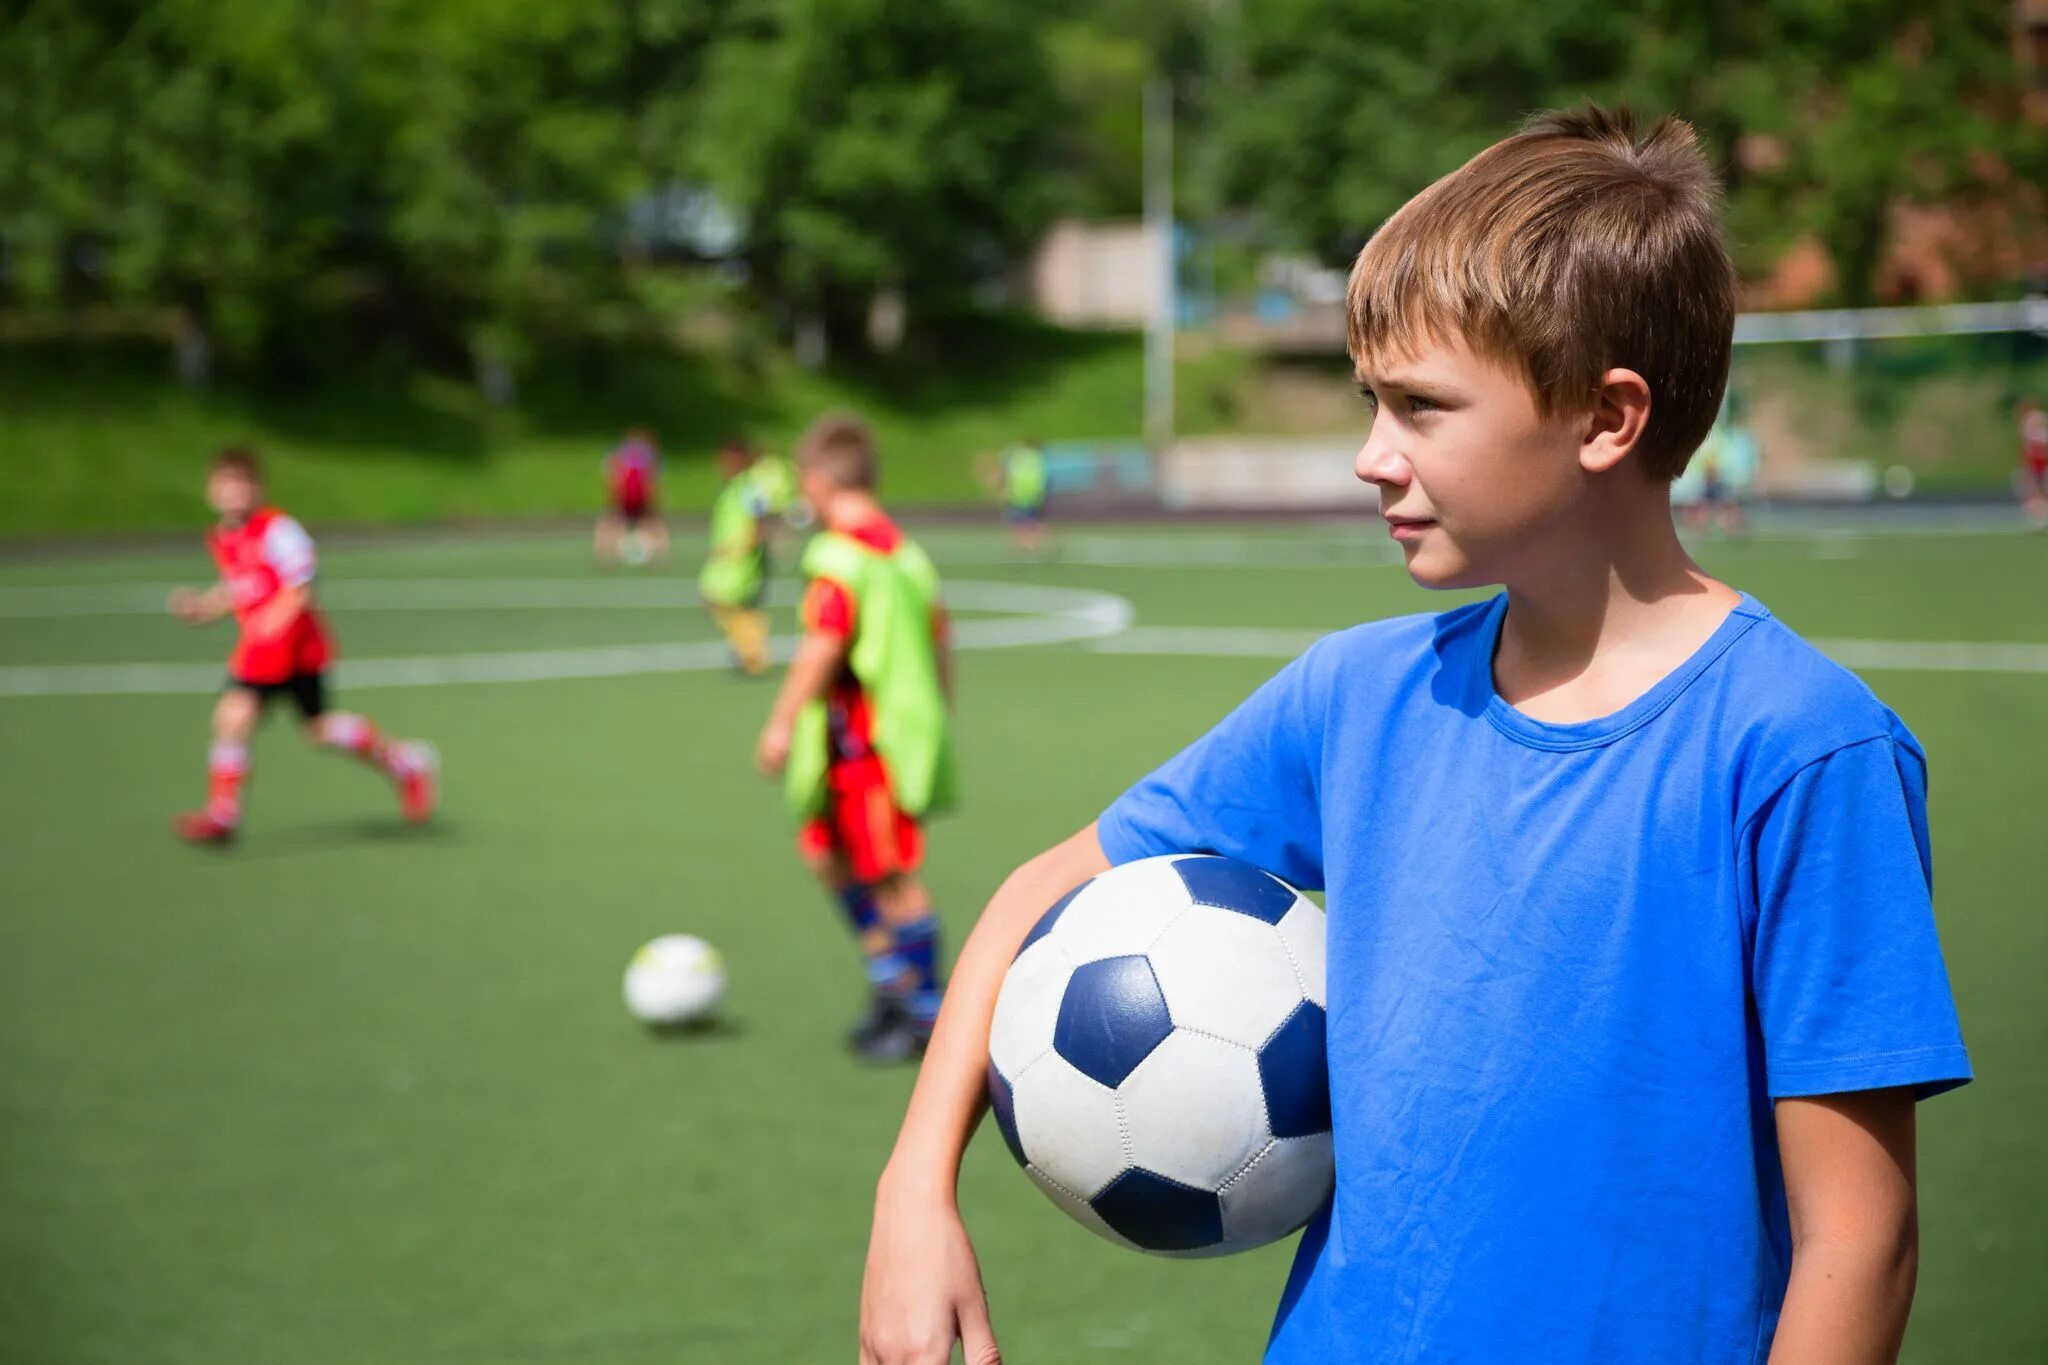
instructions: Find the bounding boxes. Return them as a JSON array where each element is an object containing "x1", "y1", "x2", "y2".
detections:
[{"x1": 1218, "y1": 1138, "x2": 1278, "y2": 1194}]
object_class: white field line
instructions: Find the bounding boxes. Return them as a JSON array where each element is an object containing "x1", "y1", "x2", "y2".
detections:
[
  {"x1": 0, "y1": 579, "x2": 1133, "y2": 698},
  {"x1": 1095, "y1": 626, "x2": 2048, "y2": 676},
  {"x1": 0, "y1": 576, "x2": 1117, "y2": 618}
]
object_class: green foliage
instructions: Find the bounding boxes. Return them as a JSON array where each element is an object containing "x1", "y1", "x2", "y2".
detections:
[
  {"x1": 1213, "y1": 0, "x2": 2046, "y2": 303},
  {"x1": 690, "y1": 0, "x2": 1062, "y2": 346}
]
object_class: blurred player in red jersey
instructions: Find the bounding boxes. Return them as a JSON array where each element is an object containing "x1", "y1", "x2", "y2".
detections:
[
  {"x1": 596, "y1": 426, "x2": 668, "y2": 566},
  {"x1": 2019, "y1": 398, "x2": 2048, "y2": 530},
  {"x1": 167, "y1": 448, "x2": 440, "y2": 844}
]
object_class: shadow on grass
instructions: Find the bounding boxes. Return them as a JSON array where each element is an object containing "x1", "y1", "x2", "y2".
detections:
[
  {"x1": 637, "y1": 1014, "x2": 744, "y2": 1043},
  {"x1": 219, "y1": 816, "x2": 460, "y2": 861}
]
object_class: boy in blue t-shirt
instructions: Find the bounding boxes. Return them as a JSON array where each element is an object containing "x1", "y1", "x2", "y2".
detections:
[{"x1": 857, "y1": 105, "x2": 1969, "y2": 1365}]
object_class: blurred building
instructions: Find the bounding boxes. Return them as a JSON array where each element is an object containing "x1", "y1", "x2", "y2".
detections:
[{"x1": 1025, "y1": 219, "x2": 1166, "y2": 328}]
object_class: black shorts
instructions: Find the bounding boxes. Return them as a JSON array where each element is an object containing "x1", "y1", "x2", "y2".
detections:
[{"x1": 228, "y1": 672, "x2": 328, "y2": 720}]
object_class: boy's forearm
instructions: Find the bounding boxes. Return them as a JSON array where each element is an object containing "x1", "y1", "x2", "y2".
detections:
[
  {"x1": 767, "y1": 633, "x2": 841, "y2": 728},
  {"x1": 878, "y1": 824, "x2": 1111, "y2": 1201},
  {"x1": 1767, "y1": 1234, "x2": 1917, "y2": 1364}
]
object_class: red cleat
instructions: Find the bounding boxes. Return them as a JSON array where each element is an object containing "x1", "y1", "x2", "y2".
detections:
[
  {"x1": 173, "y1": 810, "x2": 236, "y2": 845},
  {"x1": 396, "y1": 742, "x2": 440, "y2": 824}
]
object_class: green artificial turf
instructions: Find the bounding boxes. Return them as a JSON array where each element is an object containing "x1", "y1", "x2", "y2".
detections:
[{"x1": 1, "y1": 521, "x2": 2043, "y2": 1362}]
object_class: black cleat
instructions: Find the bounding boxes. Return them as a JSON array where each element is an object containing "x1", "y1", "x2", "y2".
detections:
[
  {"x1": 854, "y1": 1013, "x2": 932, "y2": 1066},
  {"x1": 845, "y1": 994, "x2": 906, "y2": 1051}
]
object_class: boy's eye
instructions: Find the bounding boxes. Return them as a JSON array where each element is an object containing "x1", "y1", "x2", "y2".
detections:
[
  {"x1": 1408, "y1": 394, "x2": 1438, "y2": 414},
  {"x1": 1356, "y1": 383, "x2": 1379, "y2": 411}
]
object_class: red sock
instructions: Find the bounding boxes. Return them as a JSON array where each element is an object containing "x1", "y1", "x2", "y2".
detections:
[{"x1": 207, "y1": 739, "x2": 248, "y2": 827}]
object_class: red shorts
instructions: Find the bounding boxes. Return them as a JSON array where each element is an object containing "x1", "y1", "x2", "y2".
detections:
[{"x1": 798, "y1": 756, "x2": 923, "y2": 883}]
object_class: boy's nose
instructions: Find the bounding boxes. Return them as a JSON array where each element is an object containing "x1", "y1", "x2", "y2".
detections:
[{"x1": 1356, "y1": 428, "x2": 1411, "y2": 488}]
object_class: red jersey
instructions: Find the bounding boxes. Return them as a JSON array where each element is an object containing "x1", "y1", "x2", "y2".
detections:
[
  {"x1": 207, "y1": 506, "x2": 333, "y2": 684},
  {"x1": 2023, "y1": 408, "x2": 2048, "y2": 474},
  {"x1": 606, "y1": 440, "x2": 660, "y2": 514},
  {"x1": 800, "y1": 514, "x2": 949, "y2": 763}
]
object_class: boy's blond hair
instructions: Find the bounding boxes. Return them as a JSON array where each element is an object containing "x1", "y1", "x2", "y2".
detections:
[
  {"x1": 1347, "y1": 104, "x2": 1733, "y2": 482},
  {"x1": 797, "y1": 411, "x2": 879, "y2": 491}
]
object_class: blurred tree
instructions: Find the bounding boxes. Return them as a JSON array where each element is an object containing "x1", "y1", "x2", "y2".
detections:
[
  {"x1": 1211, "y1": 0, "x2": 2046, "y2": 306},
  {"x1": 689, "y1": 0, "x2": 1063, "y2": 362}
]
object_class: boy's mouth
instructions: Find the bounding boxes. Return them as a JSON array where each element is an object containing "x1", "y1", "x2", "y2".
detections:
[{"x1": 1383, "y1": 513, "x2": 1436, "y2": 542}]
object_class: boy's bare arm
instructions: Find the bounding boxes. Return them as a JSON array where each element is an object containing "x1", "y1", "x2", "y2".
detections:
[
  {"x1": 756, "y1": 629, "x2": 845, "y2": 774},
  {"x1": 861, "y1": 823, "x2": 1111, "y2": 1365},
  {"x1": 1767, "y1": 1088, "x2": 1919, "y2": 1365},
  {"x1": 168, "y1": 581, "x2": 232, "y2": 625}
]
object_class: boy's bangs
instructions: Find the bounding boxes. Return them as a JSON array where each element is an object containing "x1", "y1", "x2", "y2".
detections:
[{"x1": 1344, "y1": 225, "x2": 1537, "y2": 402}]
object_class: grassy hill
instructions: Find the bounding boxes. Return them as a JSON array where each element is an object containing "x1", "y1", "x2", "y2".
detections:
[{"x1": 0, "y1": 319, "x2": 1154, "y2": 537}]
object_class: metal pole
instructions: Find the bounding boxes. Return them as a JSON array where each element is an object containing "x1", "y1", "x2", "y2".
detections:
[{"x1": 1143, "y1": 75, "x2": 1174, "y2": 455}]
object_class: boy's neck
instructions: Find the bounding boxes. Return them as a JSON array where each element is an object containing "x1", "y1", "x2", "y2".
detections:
[
  {"x1": 824, "y1": 489, "x2": 885, "y2": 531},
  {"x1": 1493, "y1": 480, "x2": 1740, "y2": 718}
]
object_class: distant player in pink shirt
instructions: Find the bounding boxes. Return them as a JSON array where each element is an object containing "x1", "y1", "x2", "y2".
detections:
[
  {"x1": 168, "y1": 447, "x2": 439, "y2": 844},
  {"x1": 596, "y1": 426, "x2": 669, "y2": 566},
  {"x1": 2019, "y1": 399, "x2": 2048, "y2": 530}
]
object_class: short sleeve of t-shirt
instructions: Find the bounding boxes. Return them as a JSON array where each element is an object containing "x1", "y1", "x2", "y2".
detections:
[
  {"x1": 804, "y1": 578, "x2": 855, "y2": 638},
  {"x1": 262, "y1": 516, "x2": 317, "y2": 587},
  {"x1": 1097, "y1": 649, "x2": 1325, "y2": 892},
  {"x1": 1744, "y1": 734, "x2": 1971, "y2": 1099}
]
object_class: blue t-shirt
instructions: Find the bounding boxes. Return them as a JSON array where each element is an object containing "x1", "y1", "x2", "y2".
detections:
[{"x1": 1098, "y1": 593, "x2": 1970, "y2": 1365}]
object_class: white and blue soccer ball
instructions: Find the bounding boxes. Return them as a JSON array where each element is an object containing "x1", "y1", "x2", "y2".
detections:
[
  {"x1": 986, "y1": 854, "x2": 1331, "y2": 1257},
  {"x1": 623, "y1": 934, "x2": 727, "y2": 1027}
]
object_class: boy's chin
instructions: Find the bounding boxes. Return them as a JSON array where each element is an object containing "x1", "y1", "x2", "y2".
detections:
[{"x1": 1398, "y1": 543, "x2": 1486, "y2": 591}]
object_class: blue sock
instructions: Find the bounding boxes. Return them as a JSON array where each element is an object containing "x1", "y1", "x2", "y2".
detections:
[
  {"x1": 892, "y1": 915, "x2": 943, "y2": 1023},
  {"x1": 836, "y1": 884, "x2": 881, "y2": 938}
]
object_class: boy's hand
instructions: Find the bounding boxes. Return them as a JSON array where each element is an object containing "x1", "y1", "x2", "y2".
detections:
[
  {"x1": 168, "y1": 587, "x2": 219, "y2": 625},
  {"x1": 859, "y1": 1184, "x2": 999, "y2": 1365},
  {"x1": 755, "y1": 718, "x2": 793, "y2": 775}
]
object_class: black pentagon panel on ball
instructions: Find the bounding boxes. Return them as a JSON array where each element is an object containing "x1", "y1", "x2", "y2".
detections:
[
  {"x1": 986, "y1": 1061, "x2": 1028, "y2": 1168},
  {"x1": 1015, "y1": 879, "x2": 1091, "y2": 961},
  {"x1": 1258, "y1": 1001, "x2": 1331, "y2": 1139},
  {"x1": 1171, "y1": 856, "x2": 1296, "y2": 925},
  {"x1": 1052, "y1": 954, "x2": 1175, "y2": 1088},
  {"x1": 1090, "y1": 1168, "x2": 1225, "y2": 1252}
]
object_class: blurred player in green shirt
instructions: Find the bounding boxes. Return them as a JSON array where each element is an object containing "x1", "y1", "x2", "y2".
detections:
[
  {"x1": 698, "y1": 439, "x2": 771, "y2": 676},
  {"x1": 998, "y1": 438, "x2": 1049, "y2": 557}
]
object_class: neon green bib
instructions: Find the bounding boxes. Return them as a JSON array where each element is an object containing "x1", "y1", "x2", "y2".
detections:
[
  {"x1": 750, "y1": 455, "x2": 795, "y2": 516},
  {"x1": 1003, "y1": 445, "x2": 1047, "y2": 508},
  {"x1": 698, "y1": 475, "x2": 765, "y2": 606},
  {"x1": 785, "y1": 529, "x2": 956, "y2": 823}
]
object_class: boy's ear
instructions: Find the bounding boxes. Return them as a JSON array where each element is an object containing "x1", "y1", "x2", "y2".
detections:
[{"x1": 1580, "y1": 368, "x2": 1653, "y2": 475}]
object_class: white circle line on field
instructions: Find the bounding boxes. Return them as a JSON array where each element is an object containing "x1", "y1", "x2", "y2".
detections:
[{"x1": 0, "y1": 579, "x2": 1135, "y2": 698}]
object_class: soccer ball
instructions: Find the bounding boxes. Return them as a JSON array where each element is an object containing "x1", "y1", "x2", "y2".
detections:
[
  {"x1": 623, "y1": 934, "x2": 727, "y2": 1027},
  {"x1": 619, "y1": 530, "x2": 652, "y2": 567},
  {"x1": 986, "y1": 854, "x2": 1331, "y2": 1257}
]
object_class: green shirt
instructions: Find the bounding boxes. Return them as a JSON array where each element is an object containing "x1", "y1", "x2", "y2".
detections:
[
  {"x1": 785, "y1": 529, "x2": 956, "y2": 822},
  {"x1": 698, "y1": 475, "x2": 767, "y2": 606},
  {"x1": 1002, "y1": 445, "x2": 1047, "y2": 510}
]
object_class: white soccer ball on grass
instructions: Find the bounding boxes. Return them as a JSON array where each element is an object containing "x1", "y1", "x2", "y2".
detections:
[{"x1": 624, "y1": 934, "x2": 727, "y2": 1027}]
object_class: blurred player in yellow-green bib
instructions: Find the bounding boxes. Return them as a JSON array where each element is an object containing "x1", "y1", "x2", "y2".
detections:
[
  {"x1": 755, "y1": 412, "x2": 956, "y2": 1063},
  {"x1": 698, "y1": 438, "x2": 772, "y2": 676},
  {"x1": 999, "y1": 436, "x2": 1049, "y2": 556}
]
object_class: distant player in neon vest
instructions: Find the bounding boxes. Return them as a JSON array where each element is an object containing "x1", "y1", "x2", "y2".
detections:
[
  {"x1": 999, "y1": 437, "x2": 1049, "y2": 557},
  {"x1": 755, "y1": 412, "x2": 957, "y2": 1063},
  {"x1": 698, "y1": 439, "x2": 772, "y2": 677}
]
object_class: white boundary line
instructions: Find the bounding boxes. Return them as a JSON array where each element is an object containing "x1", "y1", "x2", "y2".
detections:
[
  {"x1": 7, "y1": 579, "x2": 2048, "y2": 698},
  {"x1": 0, "y1": 579, "x2": 1134, "y2": 698}
]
